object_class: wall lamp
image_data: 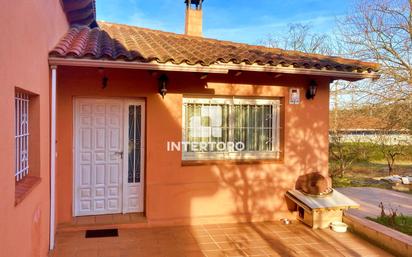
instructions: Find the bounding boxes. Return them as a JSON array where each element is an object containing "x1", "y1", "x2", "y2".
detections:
[
  {"x1": 98, "y1": 67, "x2": 109, "y2": 89},
  {"x1": 306, "y1": 80, "x2": 318, "y2": 100},
  {"x1": 158, "y1": 74, "x2": 168, "y2": 99}
]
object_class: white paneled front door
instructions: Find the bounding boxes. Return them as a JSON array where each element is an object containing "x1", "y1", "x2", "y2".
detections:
[{"x1": 74, "y1": 98, "x2": 145, "y2": 216}]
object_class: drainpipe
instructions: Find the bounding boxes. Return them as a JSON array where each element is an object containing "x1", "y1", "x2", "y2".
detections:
[{"x1": 50, "y1": 65, "x2": 57, "y2": 250}]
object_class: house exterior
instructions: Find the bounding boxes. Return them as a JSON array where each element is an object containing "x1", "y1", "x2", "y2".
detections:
[{"x1": 0, "y1": 0, "x2": 379, "y2": 256}]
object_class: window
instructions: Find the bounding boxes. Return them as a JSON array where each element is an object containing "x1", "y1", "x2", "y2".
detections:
[
  {"x1": 182, "y1": 97, "x2": 281, "y2": 160},
  {"x1": 15, "y1": 92, "x2": 30, "y2": 181},
  {"x1": 128, "y1": 105, "x2": 141, "y2": 183},
  {"x1": 14, "y1": 90, "x2": 40, "y2": 205}
]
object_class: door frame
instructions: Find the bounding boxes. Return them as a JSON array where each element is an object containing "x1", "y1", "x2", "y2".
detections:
[
  {"x1": 122, "y1": 99, "x2": 146, "y2": 214},
  {"x1": 72, "y1": 97, "x2": 146, "y2": 217}
]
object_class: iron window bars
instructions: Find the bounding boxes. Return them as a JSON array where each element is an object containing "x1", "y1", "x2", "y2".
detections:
[
  {"x1": 182, "y1": 97, "x2": 281, "y2": 160},
  {"x1": 15, "y1": 92, "x2": 29, "y2": 181}
]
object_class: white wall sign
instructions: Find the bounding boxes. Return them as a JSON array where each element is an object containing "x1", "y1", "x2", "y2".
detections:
[{"x1": 289, "y1": 88, "x2": 300, "y2": 104}]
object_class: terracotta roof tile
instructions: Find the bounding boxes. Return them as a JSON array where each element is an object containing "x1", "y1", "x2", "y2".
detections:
[
  {"x1": 62, "y1": 0, "x2": 97, "y2": 28},
  {"x1": 50, "y1": 22, "x2": 380, "y2": 73}
]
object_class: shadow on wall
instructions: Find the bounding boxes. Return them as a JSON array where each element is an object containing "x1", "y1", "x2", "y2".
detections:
[
  {"x1": 211, "y1": 95, "x2": 333, "y2": 256},
  {"x1": 214, "y1": 87, "x2": 330, "y2": 219}
]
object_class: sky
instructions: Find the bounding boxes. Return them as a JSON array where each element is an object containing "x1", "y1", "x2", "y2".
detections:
[{"x1": 96, "y1": 0, "x2": 354, "y2": 45}]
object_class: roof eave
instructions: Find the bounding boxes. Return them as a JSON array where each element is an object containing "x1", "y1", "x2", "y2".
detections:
[
  {"x1": 48, "y1": 57, "x2": 380, "y2": 81},
  {"x1": 220, "y1": 62, "x2": 380, "y2": 81}
]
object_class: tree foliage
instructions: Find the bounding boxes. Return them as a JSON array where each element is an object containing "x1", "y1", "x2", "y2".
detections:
[
  {"x1": 329, "y1": 134, "x2": 361, "y2": 178},
  {"x1": 339, "y1": 0, "x2": 412, "y2": 103},
  {"x1": 375, "y1": 132, "x2": 408, "y2": 175},
  {"x1": 261, "y1": 2, "x2": 412, "y2": 178},
  {"x1": 260, "y1": 23, "x2": 334, "y2": 55}
]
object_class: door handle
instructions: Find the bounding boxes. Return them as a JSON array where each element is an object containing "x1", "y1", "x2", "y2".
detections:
[{"x1": 114, "y1": 151, "x2": 124, "y2": 159}]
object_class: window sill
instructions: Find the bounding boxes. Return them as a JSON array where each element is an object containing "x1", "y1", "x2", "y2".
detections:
[
  {"x1": 15, "y1": 176, "x2": 41, "y2": 206},
  {"x1": 182, "y1": 159, "x2": 283, "y2": 166}
]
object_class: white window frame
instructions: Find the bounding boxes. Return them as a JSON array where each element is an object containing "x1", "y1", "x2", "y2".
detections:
[
  {"x1": 182, "y1": 97, "x2": 281, "y2": 161},
  {"x1": 15, "y1": 92, "x2": 30, "y2": 181}
]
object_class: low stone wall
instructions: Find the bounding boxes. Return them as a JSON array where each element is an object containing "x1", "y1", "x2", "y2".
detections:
[{"x1": 343, "y1": 213, "x2": 412, "y2": 257}]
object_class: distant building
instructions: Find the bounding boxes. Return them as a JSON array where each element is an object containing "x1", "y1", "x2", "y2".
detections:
[{"x1": 330, "y1": 129, "x2": 412, "y2": 145}]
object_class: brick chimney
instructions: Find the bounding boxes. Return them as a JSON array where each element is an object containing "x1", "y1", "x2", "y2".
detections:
[{"x1": 185, "y1": 0, "x2": 204, "y2": 37}]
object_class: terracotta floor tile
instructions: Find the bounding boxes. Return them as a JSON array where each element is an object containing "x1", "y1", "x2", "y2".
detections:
[
  {"x1": 52, "y1": 221, "x2": 394, "y2": 257},
  {"x1": 203, "y1": 250, "x2": 226, "y2": 257},
  {"x1": 241, "y1": 247, "x2": 267, "y2": 256},
  {"x1": 204, "y1": 224, "x2": 221, "y2": 229},
  {"x1": 277, "y1": 238, "x2": 302, "y2": 246},
  {"x1": 97, "y1": 248, "x2": 121, "y2": 257},
  {"x1": 207, "y1": 229, "x2": 227, "y2": 236},
  {"x1": 266, "y1": 254, "x2": 287, "y2": 257},
  {"x1": 178, "y1": 242, "x2": 204, "y2": 251},
  {"x1": 195, "y1": 235, "x2": 214, "y2": 244},
  {"x1": 76, "y1": 249, "x2": 99, "y2": 257},
  {"x1": 76, "y1": 241, "x2": 99, "y2": 250},
  {"x1": 216, "y1": 242, "x2": 237, "y2": 250},
  {"x1": 76, "y1": 216, "x2": 96, "y2": 225},
  {"x1": 175, "y1": 235, "x2": 198, "y2": 243},
  {"x1": 129, "y1": 213, "x2": 146, "y2": 222},
  {"x1": 119, "y1": 249, "x2": 150, "y2": 257},
  {"x1": 184, "y1": 251, "x2": 207, "y2": 257},
  {"x1": 191, "y1": 230, "x2": 210, "y2": 237},
  {"x1": 221, "y1": 249, "x2": 248, "y2": 257},
  {"x1": 211, "y1": 235, "x2": 231, "y2": 243},
  {"x1": 50, "y1": 248, "x2": 77, "y2": 257},
  {"x1": 113, "y1": 214, "x2": 132, "y2": 223},
  {"x1": 198, "y1": 243, "x2": 220, "y2": 251},
  {"x1": 95, "y1": 215, "x2": 114, "y2": 224},
  {"x1": 117, "y1": 241, "x2": 139, "y2": 250}
]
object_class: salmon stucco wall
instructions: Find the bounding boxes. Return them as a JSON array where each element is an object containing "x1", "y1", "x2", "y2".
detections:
[
  {"x1": 0, "y1": 1, "x2": 68, "y2": 257},
  {"x1": 56, "y1": 67, "x2": 330, "y2": 225}
]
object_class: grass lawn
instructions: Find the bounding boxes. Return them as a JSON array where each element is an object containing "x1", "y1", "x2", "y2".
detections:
[
  {"x1": 331, "y1": 160, "x2": 412, "y2": 193},
  {"x1": 367, "y1": 215, "x2": 412, "y2": 236}
]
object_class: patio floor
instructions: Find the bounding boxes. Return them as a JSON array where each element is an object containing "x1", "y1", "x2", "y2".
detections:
[{"x1": 51, "y1": 221, "x2": 393, "y2": 257}]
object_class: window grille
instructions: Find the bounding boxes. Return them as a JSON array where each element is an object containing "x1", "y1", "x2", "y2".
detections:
[
  {"x1": 15, "y1": 92, "x2": 29, "y2": 181},
  {"x1": 182, "y1": 97, "x2": 281, "y2": 160},
  {"x1": 128, "y1": 105, "x2": 141, "y2": 183}
]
